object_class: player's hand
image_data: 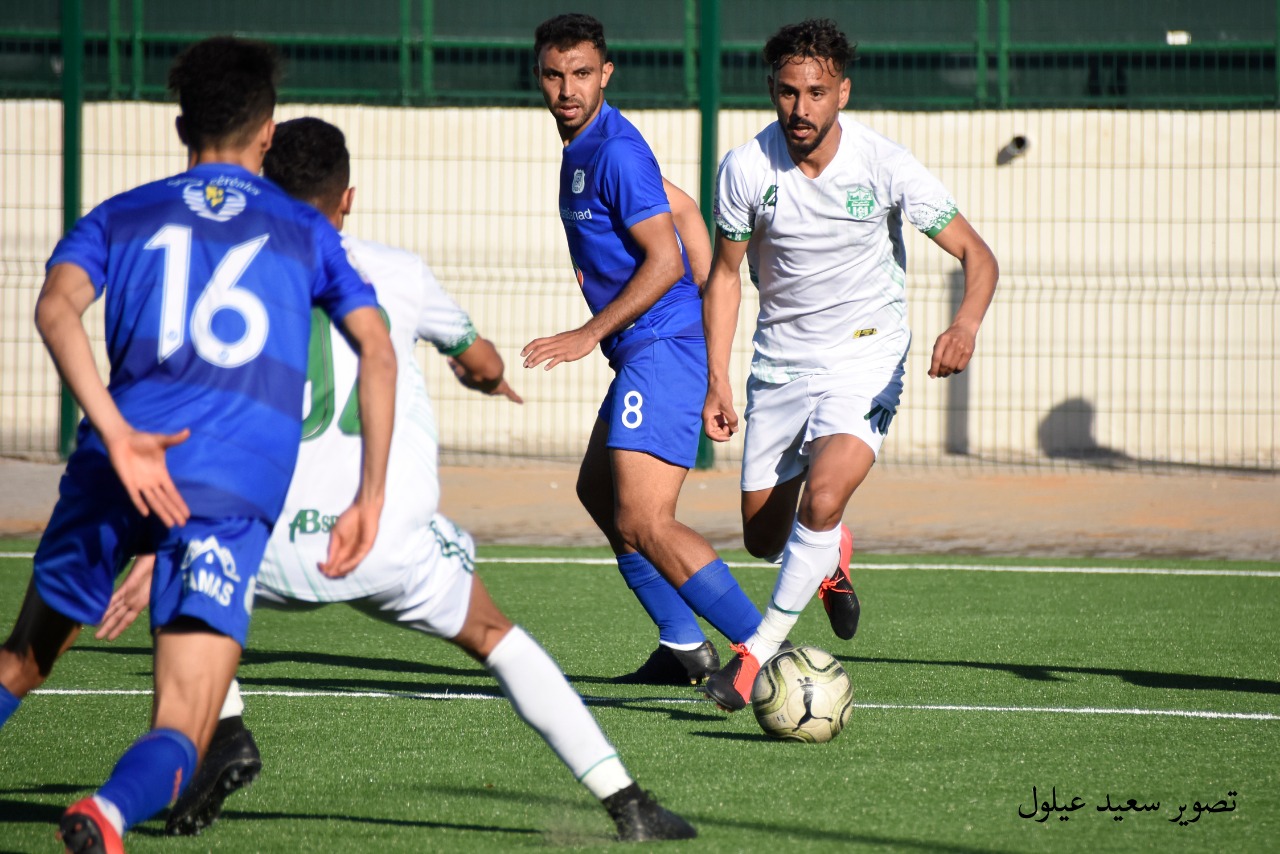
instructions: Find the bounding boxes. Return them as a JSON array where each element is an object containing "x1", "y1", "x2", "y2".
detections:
[
  {"x1": 104, "y1": 427, "x2": 192, "y2": 527},
  {"x1": 521, "y1": 329, "x2": 598, "y2": 371},
  {"x1": 702, "y1": 382, "x2": 739, "y2": 442},
  {"x1": 928, "y1": 323, "x2": 978, "y2": 379},
  {"x1": 488, "y1": 378, "x2": 524, "y2": 403},
  {"x1": 447, "y1": 357, "x2": 524, "y2": 403},
  {"x1": 95, "y1": 554, "x2": 154, "y2": 641},
  {"x1": 319, "y1": 496, "x2": 384, "y2": 578}
]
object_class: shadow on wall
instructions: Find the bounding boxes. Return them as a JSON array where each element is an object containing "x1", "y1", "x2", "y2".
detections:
[{"x1": 1037, "y1": 397, "x2": 1132, "y2": 469}]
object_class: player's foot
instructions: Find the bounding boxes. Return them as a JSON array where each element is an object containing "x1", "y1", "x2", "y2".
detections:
[
  {"x1": 702, "y1": 643, "x2": 760, "y2": 712},
  {"x1": 165, "y1": 716, "x2": 262, "y2": 836},
  {"x1": 818, "y1": 524, "x2": 860, "y2": 640},
  {"x1": 613, "y1": 641, "x2": 720, "y2": 686},
  {"x1": 602, "y1": 783, "x2": 697, "y2": 842},
  {"x1": 58, "y1": 798, "x2": 124, "y2": 854}
]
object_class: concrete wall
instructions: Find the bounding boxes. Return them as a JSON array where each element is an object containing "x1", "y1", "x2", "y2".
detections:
[{"x1": 1, "y1": 102, "x2": 1275, "y2": 468}]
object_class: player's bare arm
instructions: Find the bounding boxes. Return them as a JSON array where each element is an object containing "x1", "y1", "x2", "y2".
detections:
[
  {"x1": 322, "y1": 305, "x2": 397, "y2": 577},
  {"x1": 927, "y1": 213, "x2": 999, "y2": 379},
  {"x1": 522, "y1": 211, "x2": 684, "y2": 370},
  {"x1": 662, "y1": 178, "x2": 711, "y2": 289},
  {"x1": 449, "y1": 337, "x2": 523, "y2": 403},
  {"x1": 35, "y1": 263, "x2": 191, "y2": 527},
  {"x1": 700, "y1": 232, "x2": 750, "y2": 442}
]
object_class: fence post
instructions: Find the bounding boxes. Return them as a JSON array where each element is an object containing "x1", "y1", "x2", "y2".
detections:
[
  {"x1": 59, "y1": 0, "x2": 85, "y2": 459},
  {"x1": 421, "y1": 0, "x2": 435, "y2": 102},
  {"x1": 975, "y1": 0, "x2": 989, "y2": 106},
  {"x1": 399, "y1": 0, "x2": 412, "y2": 105},
  {"x1": 695, "y1": 0, "x2": 721, "y2": 470},
  {"x1": 997, "y1": 0, "x2": 1010, "y2": 108}
]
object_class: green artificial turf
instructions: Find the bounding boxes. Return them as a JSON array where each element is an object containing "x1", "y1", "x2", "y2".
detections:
[{"x1": 1, "y1": 543, "x2": 1276, "y2": 852}]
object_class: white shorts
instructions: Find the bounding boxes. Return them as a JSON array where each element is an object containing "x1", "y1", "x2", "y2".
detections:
[
  {"x1": 255, "y1": 514, "x2": 476, "y2": 640},
  {"x1": 740, "y1": 356, "x2": 906, "y2": 492}
]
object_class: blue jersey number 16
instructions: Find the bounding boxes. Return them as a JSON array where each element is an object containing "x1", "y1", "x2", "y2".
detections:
[{"x1": 145, "y1": 224, "x2": 270, "y2": 369}]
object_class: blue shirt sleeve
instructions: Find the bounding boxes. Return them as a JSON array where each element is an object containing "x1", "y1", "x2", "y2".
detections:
[
  {"x1": 46, "y1": 203, "x2": 110, "y2": 296},
  {"x1": 309, "y1": 214, "x2": 379, "y2": 321},
  {"x1": 598, "y1": 135, "x2": 671, "y2": 231}
]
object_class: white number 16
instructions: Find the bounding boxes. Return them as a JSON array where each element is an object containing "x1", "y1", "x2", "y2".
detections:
[{"x1": 146, "y1": 224, "x2": 270, "y2": 368}]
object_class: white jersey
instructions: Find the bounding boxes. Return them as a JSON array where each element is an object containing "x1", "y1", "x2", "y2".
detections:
[
  {"x1": 714, "y1": 114, "x2": 958, "y2": 382},
  {"x1": 257, "y1": 237, "x2": 478, "y2": 602}
]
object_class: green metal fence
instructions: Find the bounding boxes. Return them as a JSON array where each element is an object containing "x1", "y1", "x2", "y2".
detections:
[
  {"x1": 1, "y1": 2, "x2": 1277, "y2": 472},
  {"x1": 2, "y1": 0, "x2": 1277, "y2": 108}
]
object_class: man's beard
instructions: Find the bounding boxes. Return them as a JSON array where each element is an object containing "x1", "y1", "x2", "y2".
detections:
[{"x1": 785, "y1": 117, "x2": 835, "y2": 157}]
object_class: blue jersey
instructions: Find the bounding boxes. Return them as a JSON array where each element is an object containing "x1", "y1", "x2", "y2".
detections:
[
  {"x1": 46, "y1": 163, "x2": 378, "y2": 523},
  {"x1": 558, "y1": 102, "x2": 703, "y2": 367}
]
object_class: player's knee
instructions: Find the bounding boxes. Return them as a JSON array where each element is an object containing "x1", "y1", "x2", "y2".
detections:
[
  {"x1": 797, "y1": 489, "x2": 847, "y2": 532},
  {"x1": 742, "y1": 527, "x2": 786, "y2": 561},
  {"x1": 0, "y1": 647, "x2": 47, "y2": 696},
  {"x1": 452, "y1": 622, "x2": 511, "y2": 662},
  {"x1": 613, "y1": 506, "x2": 664, "y2": 553}
]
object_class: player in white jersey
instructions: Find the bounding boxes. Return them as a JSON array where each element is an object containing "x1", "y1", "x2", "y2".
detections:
[
  {"x1": 701, "y1": 20, "x2": 999, "y2": 711},
  {"x1": 101, "y1": 117, "x2": 696, "y2": 842}
]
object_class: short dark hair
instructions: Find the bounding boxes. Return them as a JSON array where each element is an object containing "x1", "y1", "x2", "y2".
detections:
[
  {"x1": 262, "y1": 117, "x2": 350, "y2": 212},
  {"x1": 763, "y1": 19, "x2": 855, "y2": 75},
  {"x1": 168, "y1": 36, "x2": 280, "y2": 151},
  {"x1": 534, "y1": 13, "x2": 608, "y2": 62}
]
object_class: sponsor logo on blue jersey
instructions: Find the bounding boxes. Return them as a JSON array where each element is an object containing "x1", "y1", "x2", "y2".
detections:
[
  {"x1": 175, "y1": 174, "x2": 261, "y2": 222},
  {"x1": 181, "y1": 535, "x2": 240, "y2": 607},
  {"x1": 560, "y1": 206, "x2": 593, "y2": 222}
]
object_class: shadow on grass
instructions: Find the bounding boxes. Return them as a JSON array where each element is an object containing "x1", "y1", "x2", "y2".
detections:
[
  {"x1": 838, "y1": 654, "x2": 1280, "y2": 695},
  {"x1": 0, "y1": 783, "x2": 85, "y2": 825}
]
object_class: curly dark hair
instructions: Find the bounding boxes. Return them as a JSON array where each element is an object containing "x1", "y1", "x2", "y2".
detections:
[
  {"x1": 763, "y1": 19, "x2": 855, "y2": 75},
  {"x1": 534, "y1": 13, "x2": 608, "y2": 62},
  {"x1": 262, "y1": 117, "x2": 349, "y2": 212},
  {"x1": 168, "y1": 36, "x2": 280, "y2": 151}
]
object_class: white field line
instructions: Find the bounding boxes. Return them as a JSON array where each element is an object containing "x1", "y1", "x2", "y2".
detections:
[
  {"x1": 1, "y1": 553, "x2": 1276, "y2": 577},
  {"x1": 480, "y1": 558, "x2": 1280, "y2": 578},
  {"x1": 28, "y1": 688, "x2": 1279, "y2": 721}
]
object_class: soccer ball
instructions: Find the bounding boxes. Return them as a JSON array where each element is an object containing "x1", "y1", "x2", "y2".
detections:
[{"x1": 751, "y1": 645, "x2": 854, "y2": 743}]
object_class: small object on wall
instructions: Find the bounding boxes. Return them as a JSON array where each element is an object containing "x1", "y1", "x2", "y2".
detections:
[{"x1": 996, "y1": 135, "x2": 1030, "y2": 166}]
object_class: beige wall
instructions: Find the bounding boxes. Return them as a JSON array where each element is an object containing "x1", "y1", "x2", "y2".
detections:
[{"x1": 1, "y1": 101, "x2": 1275, "y2": 468}]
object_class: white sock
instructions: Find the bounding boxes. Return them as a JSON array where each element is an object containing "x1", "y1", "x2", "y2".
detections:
[
  {"x1": 771, "y1": 521, "x2": 841, "y2": 613},
  {"x1": 218, "y1": 678, "x2": 244, "y2": 720},
  {"x1": 662, "y1": 640, "x2": 703, "y2": 652},
  {"x1": 485, "y1": 626, "x2": 633, "y2": 800},
  {"x1": 92, "y1": 795, "x2": 125, "y2": 836},
  {"x1": 743, "y1": 522, "x2": 841, "y2": 661},
  {"x1": 745, "y1": 606, "x2": 800, "y2": 663}
]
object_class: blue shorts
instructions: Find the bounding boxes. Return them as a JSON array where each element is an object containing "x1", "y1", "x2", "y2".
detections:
[
  {"x1": 598, "y1": 336, "x2": 707, "y2": 469},
  {"x1": 34, "y1": 464, "x2": 268, "y2": 647}
]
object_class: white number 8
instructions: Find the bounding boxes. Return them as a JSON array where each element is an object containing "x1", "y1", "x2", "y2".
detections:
[
  {"x1": 621, "y1": 389, "x2": 644, "y2": 429},
  {"x1": 147, "y1": 224, "x2": 270, "y2": 368}
]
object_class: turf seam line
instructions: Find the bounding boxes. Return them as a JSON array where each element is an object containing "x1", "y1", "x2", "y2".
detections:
[{"x1": 27, "y1": 688, "x2": 1280, "y2": 720}]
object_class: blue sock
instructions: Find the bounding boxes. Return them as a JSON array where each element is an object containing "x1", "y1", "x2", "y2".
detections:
[
  {"x1": 677, "y1": 559, "x2": 763, "y2": 644},
  {"x1": 616, "y1": 552, "x2": 706, "y2": 646},
  {"x1": 97, "y1": 728, "x2": 197, "y2": 832},
  {"x1": 0, "y1": 684, "x2": 19, "y2": 727}
]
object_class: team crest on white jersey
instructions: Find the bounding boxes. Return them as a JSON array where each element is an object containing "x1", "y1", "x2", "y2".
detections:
[
  {"x1": 183, "y1": 181, "x2": 248, "y2": 222},
  {"x1": 845, "y1": 186, "x2": 876, "y2": 219},
  {"x1": 571, "y1": 169, "x2": 586, "y2": 194}
]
